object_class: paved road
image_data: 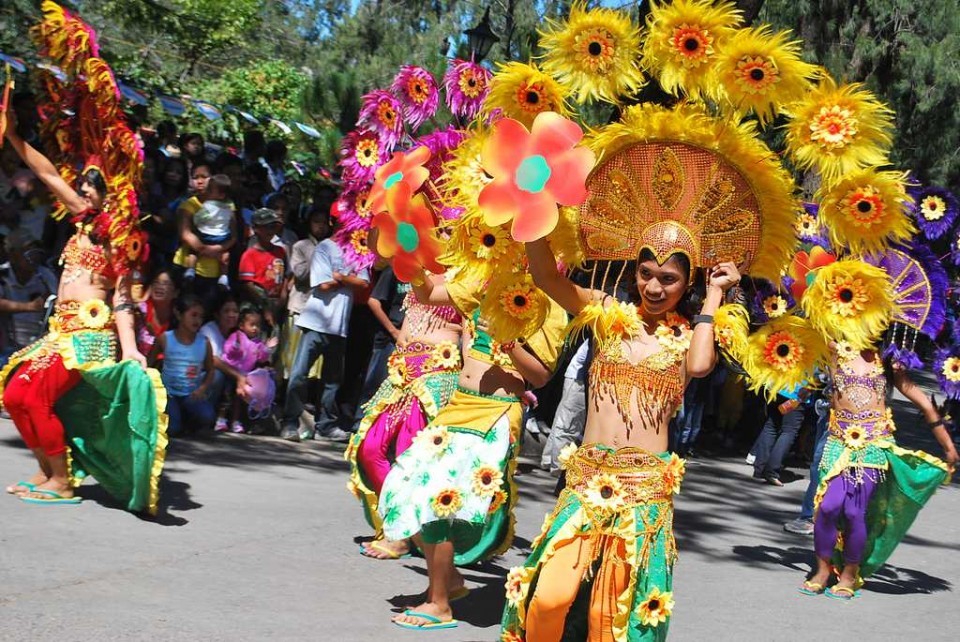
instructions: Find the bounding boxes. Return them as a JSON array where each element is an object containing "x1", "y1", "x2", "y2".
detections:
[{"x1": 1, "y1": 393, "x2": 958, "y2": 641}]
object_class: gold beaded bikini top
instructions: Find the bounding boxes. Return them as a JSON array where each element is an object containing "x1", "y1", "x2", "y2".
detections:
[
  {"x1": 61, "y1": 233, "x2": 117, "y2": 283},
  {"x1": 575, "y1": 300, "x2": 691, "y2": 431},
  {"x1": 833, "y1": 358, "x2": 886, "y2": 410}
]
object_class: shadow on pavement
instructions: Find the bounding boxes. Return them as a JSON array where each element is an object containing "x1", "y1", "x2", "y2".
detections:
[
  {"x1": 386, "y1": 563, "x2": 508, "y2": 628},
  {"x1": 731, "y1": 544, "x2": 952, "y2": 595}
]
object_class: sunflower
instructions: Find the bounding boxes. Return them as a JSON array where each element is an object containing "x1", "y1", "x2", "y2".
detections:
[
  {"x1": 387, "y1": 353, "x2": 407, "y2": 386},
  {"x1": 742, "y1": 316, "x2": 826, "y2": 400},
  {"x1": 123, "y1": 231, "x2": 145, "y2": 262},
  {"x1": 842, "y1": 426, "x2": 868, "y2": 450},
  {"x1": 583, "y1": 472, "x2": 627, "y2": 514},
  {"x1": 500, "y1": 280, "x2": 538, "y2": 319},
  {"x1": 713, "y1": 303, "x2": 750, "y2": 362},
  {"x1": 340, "y1": 129, "x2": 384, "y2": 184},
  {"x1": 942, "y1": 357, "x2": 960, "y2": 383},
  {"x1": 415, "y1": 425, "x2": 452, "y2": 457},
  {"x1": 817, "y1": 169, "x2": 914, "y2": 255},
  {"x1": 483, "y1": 62, "x2": 570, "y2": 128},
  {"x1": 471, "y1": 465, "x2": 504, "y2": 498},
  {"x1": 430, "y1": 341, "x2": 461, "y2": 370},
  {"x1": 762, "y1": 330, "x2": 804, "y2": 372},
  {"x1": 558, "y1": 443, "x2": 579, "y2": 470},
  {"x1": 487, "y1": 488, "x2": 508, "y2": 515},
  {"x1": 431, "y1": 487, "x2": 463, "y2": 518},
  {"x1": 641, "y1": 0, "x2": 742, "y2": 99},
  {"x1": 712, "y1": 26, "x2": 819, "y2": 124},
  {"x1": 835, "y1": 341, "x2": 857, "y2": 362},
  {"x1": 784, "y1": 77, "x2": 894, "y2": 186},
  {"x1": 390, "y1": 65, "x2": 439, "y2": 129},
  {"x1": 481, "y1": 270, "x2": 549, "y2": 343},
  {"x1": 908, "y1": 185, "x2": 959, "y2": 240},
  {"x1": 794, "y1": 211, "x2": 820, "y2": 240},
  {"x1": 350, "y1": 228, "x2": 370, "y2": 256},
  {"x1": 763, "y1": 295, "x2": 788, "y2": 319},
  {"x1": 505, "y1": 566, "x2": 535, "y2": 608},
  {"x1": 467, "y1": 220, "x2": 511, "y2": 261},
  {"x1": 663, "y1": 453, "x2": 686, "y2": 495},
  {"x1": 78, "y1": 299, "x2": 111, "y2": 329},
  {"x1": 636, "y1": 587, "x2": 675, "y2": 628},
  {"x1": 801, "y1": 260, "x2": 895, "y2": 350},
  {"x1": 538, "y1": 2, "x2": 645, "y2": 103}
]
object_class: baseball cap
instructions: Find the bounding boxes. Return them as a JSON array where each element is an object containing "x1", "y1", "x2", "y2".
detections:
[{"x1": 251, "y1": 207, "x2": 281, "y2": 227}]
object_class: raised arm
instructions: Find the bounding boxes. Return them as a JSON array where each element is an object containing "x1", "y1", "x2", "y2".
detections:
[
  {"x1": 525, "y1": 238, "x2": 593, "y2": 315},
  {"x1": 506, "y1": 344, "x2": 553, "y2": 389},
  {"x1": 893, "y1": 366, "x2": 959, "y2": 468},
  {"x1": 4, "y1": 126, "x2": 87, "y2": 215},
  {"x1": 686, "y1": 262, "x2": 740, "y2": 378},
  {"x1": 411, "y1": 270, "x2": 454, "y2": 307}
]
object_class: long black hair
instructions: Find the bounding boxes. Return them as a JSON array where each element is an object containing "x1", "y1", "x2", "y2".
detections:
[{"x1": 79, "y1": 167, "x2": 108, "y2": 201}]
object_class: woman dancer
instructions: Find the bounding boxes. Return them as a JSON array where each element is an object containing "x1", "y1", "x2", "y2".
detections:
[
  {"x1": 1, "y1": 124, "x2": 163, "y2": 511},
  {"x1": 381, "y1": 269, "x2": 566, "y2": 630},
  {"x1": 799, "y1": 344, "x2": 957, "y2": 599},
  {"x1": 347, "y1": 283, "x2": 463, "y2": 560},
  {"x1": 501, "y1": 237, "x2": 738, "y2": 641}
]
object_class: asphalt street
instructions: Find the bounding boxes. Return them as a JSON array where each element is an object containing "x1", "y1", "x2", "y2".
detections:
[{"x1": 1, "y1": 391, "x2": 958, "y2": 641}]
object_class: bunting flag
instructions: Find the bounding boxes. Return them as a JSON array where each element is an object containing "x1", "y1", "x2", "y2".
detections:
[
  {"x1": 158, "y1": 94, "x2": 186, "y2": 116},
  {"x1": 227, "y1": 105, "x2": 259, "y2": 124},
  {"x1": 192, "y1": 100, "x2": 222, "y2": 120},
  {"x1": 0, "y1": 53, "x2": 27, "y2": 73},
  {"x1": 34, "y1": 62, "x2": 66, "y2": 82},
  {"x1": 269, "y1": 118, "x2": 292, "y2": 135},
  {"x1": 118, "y1": 82, "x2": 150, "y2": 106},
  {"x1": 295, "y1": 122, "x2": 321, "y2": 138}
]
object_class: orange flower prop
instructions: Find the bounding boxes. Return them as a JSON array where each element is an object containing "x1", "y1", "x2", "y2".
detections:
[
  {"x1": 478, "y1": 111, "x2": 595, "y2": 242},
  {"x1": 366, "y1": 145, "x2": 431, "y2": 216},
  {"x1": 372, "y1": 182, "x2": 445, "y2": 284},
  {"x1": 787, "y1": 245, "x2": 836, "y2": 301}
]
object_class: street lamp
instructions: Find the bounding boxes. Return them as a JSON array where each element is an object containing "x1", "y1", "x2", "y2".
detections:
[{"x1": 463, "y1": 6, "x2": 500, "y2": 63}]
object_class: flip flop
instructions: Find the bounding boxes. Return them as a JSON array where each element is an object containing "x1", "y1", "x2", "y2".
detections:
[
  {"x1": 797, "y1": 580, "x2": 826, "y2": 596},
  {"x1": 6, "y1": 481, "x2": 36, "y2": 495},
  {"x1": 359, "y1": 540, "x2": 412, "y2": 560},
  {"x1": 393, "y1": 610, "x2": 459, "y2": 630},
  {"x1": 825, "y1": 586, "x2": 859, "y2": 601},
  {"x1": 20, "y1": 489, "x2": 82, "y2": 505}
]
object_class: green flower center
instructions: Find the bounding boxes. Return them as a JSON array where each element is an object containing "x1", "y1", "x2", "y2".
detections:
[
  {"x1": 515, "y1": 155, "x2": 551, "y2": 193},
  {"x1": 397, "y1": 222, "x2": 419, "y2": 252}
]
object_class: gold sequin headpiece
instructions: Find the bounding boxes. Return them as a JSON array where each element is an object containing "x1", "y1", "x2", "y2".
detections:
[{"x1": 579, "y1": 104, "x2": 798, "y2": 284}]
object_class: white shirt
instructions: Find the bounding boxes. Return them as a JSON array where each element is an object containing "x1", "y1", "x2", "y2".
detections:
[{"x1": 296, "y1": 239, "x2": 369, "y2": 337}]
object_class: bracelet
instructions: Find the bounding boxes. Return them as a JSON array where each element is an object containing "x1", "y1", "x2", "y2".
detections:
[
  {"x1": 929, "y1": 418, "x2": 946, "y2": 429},
  {"x1": 114, "y1": 302, "x2": 135, "y2": 313},
  {"x1": 692, "y1": 314, "x2": 714, "y2": 326}
]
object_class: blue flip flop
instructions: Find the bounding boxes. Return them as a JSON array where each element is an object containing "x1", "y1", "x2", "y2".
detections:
[
  {"x1": 20, "y1": 489, "x2": 82, "y2": 505},
  {"x1": 393, "y1": 610, "x2": 459, "y2": 630}
]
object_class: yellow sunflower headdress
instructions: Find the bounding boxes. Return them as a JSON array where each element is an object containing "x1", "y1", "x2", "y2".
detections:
[
  {"x1": 800, "y1": 259, "x2": 897, "y2": 350},
  {"x1": 741, "y1": 315, "x2": 828, "y2": 399},
  {"x1": 578, "y1": 103, "x2": 797, "y2": 289},
  {"x1": 538, "y1": 2, "x2": 645, "y2": 104},
  {"x1": 482, "y1": 61, "x2": 570, "y2": 128}
]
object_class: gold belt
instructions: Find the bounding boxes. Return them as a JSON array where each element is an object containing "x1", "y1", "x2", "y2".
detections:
[
  {"x1": 51, "y1": 299, "x2": 116, "y2": 334},
  {"x1": 563, "y1": 444, "x2": 683, "y2": 513}
]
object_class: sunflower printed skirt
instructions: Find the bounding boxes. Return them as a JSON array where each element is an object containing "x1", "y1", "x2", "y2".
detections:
[
  {"x1": 501, "y1": 444, "x2": 683, "y2": 642},
  {"x1": 345, "y1": 343, "x2": 461, "y2": 533},
  {"x1": 378, "y1": 387, "x2": 523, "y2": 566},
  {"x1": 0, "y1": 300, "x2": 169, "y2": 515},
  {"x1": 815, "y1": 410, "x2": 950, "y2": 579}
]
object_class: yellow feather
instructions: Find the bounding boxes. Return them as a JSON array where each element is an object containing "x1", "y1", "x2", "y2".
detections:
[
  {"x1": 741, "y1": 315, "x2": 827, "y2": 401},
  {"x1": 714, "y1": 303, "x2": 750, "y2": 363},
  {"x1": 482, "y1": 62, "x2": 571, "y2": 128}
]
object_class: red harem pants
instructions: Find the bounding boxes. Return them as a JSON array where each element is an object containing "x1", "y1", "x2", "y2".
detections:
[{"x1": 3, "y1": 355, "x2": 82, "y2": 457}]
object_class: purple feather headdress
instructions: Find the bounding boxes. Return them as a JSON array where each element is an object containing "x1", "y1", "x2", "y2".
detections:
[
  {"x1": 358, "y1": 90, "x2": 404, "y2": 150},
  {"x1": 934, "y1": 346, "x2": 960, "y2": 400},
  {"x1": 795, "y1": 202, "x2": 830, "y2": 247},
  {"x1": 749, "y1": 279, "x2": 794, "y2": 323},
  {"x1": 335, "y1": 183, "x2": 373, "y2": 229},
  {"x1": 391, "y1": 66, "x2": 440, "y2": 130},
  {"x1": 333, "y1": 218, "x2": 375, "y2": 273},
  {"x1": 443, "y1": 59, "x2": 492, "y2": 119},
  {"x1": 339, "y1": 129, "x2": 385, "y2": 184},
  {"x1": 908, "y1": 185, "x2": 959, "y2": 240},
  {"x1": 416, "y1": 127, "x2": 467, "y2": 221}
]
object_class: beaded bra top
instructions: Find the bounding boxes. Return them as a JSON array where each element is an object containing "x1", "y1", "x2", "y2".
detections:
[
  {"x1": 578, "y1": 301, "x2": 691, "y2": 433},
  {"x1": 61, "y1": 232, "x2": 118, "y2": 284},
  {"x1": 833, "y1": 357, "x2": 886, "y2": 411},
  {"x1": 401, "y1": 291, "x2": 460, "y2": 341}
]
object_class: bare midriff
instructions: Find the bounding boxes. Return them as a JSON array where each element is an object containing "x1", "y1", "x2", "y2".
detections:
[
  {"x1": 60, "y1": 233, "x2": 116, "y2": 304},
  {"x1": 458, "y1": 356, "x2": 526, "y2": 399}
]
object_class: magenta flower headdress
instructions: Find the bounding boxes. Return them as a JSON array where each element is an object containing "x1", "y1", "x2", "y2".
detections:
[
  {"x1": 358, "y1": 90, "x2": 405, "y2": 150},
  {"x1": 909, "y1": 185, "x2": 959, "y2": 240},
  {"x1": 443, "y1": 59, "x2": 492, "y2": 119},
  {"x1": 339, "y1": 129, "x2": 384, "y2": 184},
  {"x1": 391, "y1": 66, "x2": 440, "y2": 130}
]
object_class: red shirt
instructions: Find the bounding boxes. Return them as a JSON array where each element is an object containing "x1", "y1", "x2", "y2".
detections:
[{"x1": 239, "y1": 244, "x2": 287, "y2": 298}]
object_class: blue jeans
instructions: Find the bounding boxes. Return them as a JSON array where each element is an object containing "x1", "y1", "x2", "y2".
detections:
[
  {"x1": 799, "y1": 412, "x2": 830, "y2": 520},
  {"x1": 350, "y1": 340, "x2": 395, "y2": 432},
  {"x1": 752, "y1": 401, "x2": 803, "y2": 480},
  {"x1": 675, "y1": 379, "x2": 705, "y2": 455},
  {"x1": 282, "y1": 329, "x2": 345, "y2": 434},
  {"x1": 166, "y1": 394, "x2": 216, "y2": 436}
]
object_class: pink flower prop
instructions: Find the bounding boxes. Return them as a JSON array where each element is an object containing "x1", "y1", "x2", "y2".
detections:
[
  {"x1": 339, "y1": 129, "x2": 384, "y2": 184},
  {"x1": 372, "y1": 182, "x2": 445, "y2": 283},
  {"x1": 478, "y1": 111, "x2": 595, "y2": 242},
  {"x1": 366, "y1": 145, "x2": 432, "y2": 217},
  {"x1": 358, "y1": 90, "x2": 404, "y2": 150},
  {"x1": 391, "y1": 66, "x2": 440, "y2": 130},
  {"x1": 443, "y1": 59, "x2": 492, "y2": 119}
]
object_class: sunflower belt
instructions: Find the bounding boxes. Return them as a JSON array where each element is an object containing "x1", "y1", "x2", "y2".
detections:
[
  {"x1": 829, "y1": 409, "x2": 894, "y2": 449},
  {"x1": 387, "y1": 340, "x2": 461, "y2": 386},
  {"x1": 564, "y1": 444, "x2": 678, "y2": 512}
]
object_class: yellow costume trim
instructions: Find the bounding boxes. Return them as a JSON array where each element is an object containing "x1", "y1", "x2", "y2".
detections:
[
  {"x1": 145, "y1": 367, "x2": 169, "y2": 516},
  {"x1": 713, "y1": 303, "x2": 750, "y2": 363},
  {"x1": 801, "y1": 259, "x2": 896, "y2": 350},
  {"x1": 741, "y1": 315, "x2": 827, "y2": 399},
  {"x1": 482, "y1": 61, "x2": 571, "y2": 128}
]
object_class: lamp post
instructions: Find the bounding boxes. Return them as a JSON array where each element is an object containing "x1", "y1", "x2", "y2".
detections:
[{"x1": 463, "y1": 6, "x2": 500, "y2": 63}]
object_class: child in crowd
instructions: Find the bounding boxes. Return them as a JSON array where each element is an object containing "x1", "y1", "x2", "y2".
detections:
[
  {"x1": 183, "y1": 174, "x2": 234, "y2": 288},
  {"x1": 218, "y1": 305, "x2": 278, "y2": 433},
  {"x1": 150, "y1": 295, "x2": 216, "y2": 437},
  {"x1": 239, "y1": 207, "x2": 288, "y2": 329}
]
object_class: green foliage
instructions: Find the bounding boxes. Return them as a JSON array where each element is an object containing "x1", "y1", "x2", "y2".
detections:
[{"x1": 760, "y1": 0, "x2": 960, "y2": 187}]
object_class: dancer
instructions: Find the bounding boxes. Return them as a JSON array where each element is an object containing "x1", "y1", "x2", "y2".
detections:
[
  {"x1": 381, "y1": 270, "x2": 567, "y2": 630},
  {"x1": 347, "y1": 282, "x2": 463, "y2": 560},
  {"x1": 1, "y1": 1, "x2": 165, "y2": 513},
  {"x1": 798, "y1": 345, "x2": 957, "y2": 599}
]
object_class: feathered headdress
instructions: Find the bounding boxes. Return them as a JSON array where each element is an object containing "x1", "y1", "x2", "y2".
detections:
[{"x1": 31, "y1": 1, "x2": 146, "y2": 276}]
